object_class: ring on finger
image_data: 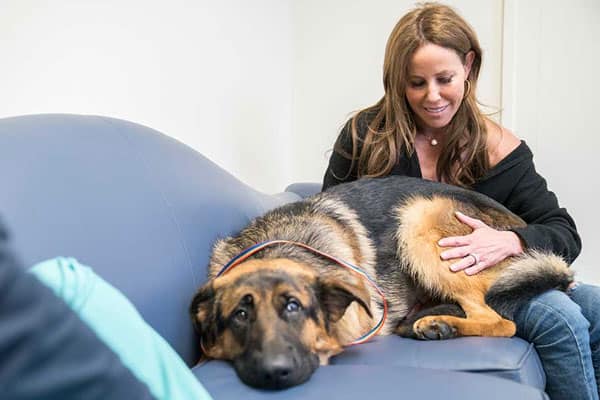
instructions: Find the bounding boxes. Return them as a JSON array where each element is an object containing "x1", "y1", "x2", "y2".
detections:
[{"x1": 468, "y1": 253, "x2": 480, "y2": 265}]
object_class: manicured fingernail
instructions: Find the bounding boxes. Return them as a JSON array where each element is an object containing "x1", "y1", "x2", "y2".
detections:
[
  {"x1": 440, "y1": 252, "x2": 447, "y2": 260},
  {"x1": 450, "y1": 264, "x2": 459, "y2": 272}
]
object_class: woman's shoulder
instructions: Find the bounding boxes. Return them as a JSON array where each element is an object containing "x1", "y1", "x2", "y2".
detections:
[
  {"x1": 342, "y1": 106, "x2": 382, "y2": 133},
  {"x1": 485, "y1": 118, "x2": 522, "y2": 168},
  {"x1": 352, "y1": 107, "x2": 379, "y2": 129},
  {"x1": 334, "y1": 109, "x2": 374, "y2": 153}
]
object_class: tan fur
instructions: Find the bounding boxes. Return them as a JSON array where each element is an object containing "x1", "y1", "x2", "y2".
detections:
[
  {"x1": 203, "y1": 329, "x2": 242, "y2": 360},
  {"x1": 395, "y1": 196, "x2": 497, "y2": 298},
  {"x1": 300, "y1": 318, "x2": 344, "y2": 365},
  {"x1": 394, "y1": 196, "x2": 542, "y2": 337},
  {"x1": 312, "y1": 198, "x2": 378, "y2": 272},
  {"x1": 313, "y1": 197, "x2": 406, "y2": 335}
]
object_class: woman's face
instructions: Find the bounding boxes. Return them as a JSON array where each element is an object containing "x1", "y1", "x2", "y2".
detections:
[{"x1": 405, "y1": 43, "x2": 473, "y2": 133}]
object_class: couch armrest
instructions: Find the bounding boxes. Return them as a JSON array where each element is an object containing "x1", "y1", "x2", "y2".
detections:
[{"x1": 285, "y1": 182, "x2": 321, "y2": 199}]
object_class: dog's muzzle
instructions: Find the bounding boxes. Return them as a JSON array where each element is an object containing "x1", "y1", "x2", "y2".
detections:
[{"x1": 233, "y1": 339, "x2": 319, "y2": 389}]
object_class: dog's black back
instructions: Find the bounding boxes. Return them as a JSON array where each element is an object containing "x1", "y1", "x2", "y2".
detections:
[{"x1": 324, "y1": 176, "x2": 519, "y2": 237}]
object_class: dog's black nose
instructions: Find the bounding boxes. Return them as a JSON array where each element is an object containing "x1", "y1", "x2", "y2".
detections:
[
  {"x1": 260, "y1": 354, "x2": 295, "y2": 388},
  {"x1": 234, "y1": 343, "x2": 319, "y2": 389}
]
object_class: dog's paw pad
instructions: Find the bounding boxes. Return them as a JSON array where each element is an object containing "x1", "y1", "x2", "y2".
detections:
[{"x1": 413, "y1": 318, "x2": 457, "y2": 340}]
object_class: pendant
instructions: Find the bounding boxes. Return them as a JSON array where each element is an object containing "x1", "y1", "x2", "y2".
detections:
[{"x1": 430, "y1": 138, "x2": 438, "y2": 146}]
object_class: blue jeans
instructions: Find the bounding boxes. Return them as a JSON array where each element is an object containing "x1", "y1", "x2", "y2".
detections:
[{"x1": 514, "y1": 283, "x2": 600, "y2": 400}]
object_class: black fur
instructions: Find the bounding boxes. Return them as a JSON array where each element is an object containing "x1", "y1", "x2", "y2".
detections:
[{"x1": 486, "y1": 265, "x2": 573, "y2": 319}]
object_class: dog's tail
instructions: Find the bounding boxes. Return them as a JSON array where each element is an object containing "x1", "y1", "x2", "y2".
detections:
[{"x1": 485, "y1": 251, "x2": 574, "y2": 319}]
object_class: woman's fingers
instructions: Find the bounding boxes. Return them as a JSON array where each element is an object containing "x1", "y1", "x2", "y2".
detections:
[
  {"x1": 438, "y1": 236, "x2": 469, "y2": 247},
  {"x1": 464, "y1": 259, "x2": 488, "y2": 275},
  {"x1": 449, "y1": 254, "x2": 477, "y2": 272},
  {"x1": 448, "y1": 253, "x2": 489, "y2": 274},
  {"x1": 454, "y1": 211, "x2": 486, "y2": 229},
  {"x1": 440, "y1": 246, "x2": 469, "y2": 261},
  {"x1": 437, "y1": 212, "x2": 520, "y2": 276},
  {"x1": 437, "y1": 212, "x2": 487, "y2": 248}
]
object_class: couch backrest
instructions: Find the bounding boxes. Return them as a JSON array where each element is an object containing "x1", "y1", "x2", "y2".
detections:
[{"x1": 0, "y1": 114, "x2": 300, "y2": 364}]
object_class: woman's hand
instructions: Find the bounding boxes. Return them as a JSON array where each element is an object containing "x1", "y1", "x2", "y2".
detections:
[{"x1": 438, "y1": 211, "x2": 524, "y2": 275}]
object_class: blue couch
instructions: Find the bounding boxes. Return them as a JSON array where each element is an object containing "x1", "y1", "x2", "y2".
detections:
[{"x1": 0, "y1": 114, "x2": 549, "y2": 399}]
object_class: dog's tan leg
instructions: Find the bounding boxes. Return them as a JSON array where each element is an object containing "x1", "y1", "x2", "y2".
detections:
[
  {"x1": 412, "y1": 294, "x2": 516, "y2": 339},
  {"x1": 396, "y1": 196, "x2": 518, "y2": 340}
]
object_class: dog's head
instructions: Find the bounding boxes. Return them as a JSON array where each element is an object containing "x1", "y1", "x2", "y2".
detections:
[{"x1": 190, "y1": 258, "x2": 372, "y2": 389}]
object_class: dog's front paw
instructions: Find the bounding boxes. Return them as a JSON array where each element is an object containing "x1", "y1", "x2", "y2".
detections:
[{"x1": 413, "y1": 316, "x2": 458, "y2": 340}]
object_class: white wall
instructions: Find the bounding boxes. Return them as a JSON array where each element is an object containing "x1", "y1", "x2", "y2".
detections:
[
  {"x1": 0, "y1": 0, "x2": 293, "y2": 194},
  {"x1": 502, "y1": 0, "x2": 600, "y2": 283}
]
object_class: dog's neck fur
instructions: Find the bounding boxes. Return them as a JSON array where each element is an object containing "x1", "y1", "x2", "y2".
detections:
[{"x1": 210, "y1": 196, "x2": 377, "y2": 278}]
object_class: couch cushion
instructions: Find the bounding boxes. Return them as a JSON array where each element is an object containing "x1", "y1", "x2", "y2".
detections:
[
  {"x1": 193, "y1": 360, "x2": 548, "y2": 399},
  {"x1": 333, "y1": 335, "x2": 545, "y2": 389},
  {"x1": 285, "y1": 182, "x2": 322, "y2": 198}
]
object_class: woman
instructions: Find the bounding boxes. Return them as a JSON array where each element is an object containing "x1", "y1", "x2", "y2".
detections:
[{"x1": 322, "y1": 3, "x2": 600, "y2": 400}]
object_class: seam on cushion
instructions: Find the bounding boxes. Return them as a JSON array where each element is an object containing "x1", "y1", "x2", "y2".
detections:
[
  {"x1": 514, "y1": 342, "x2": 533, "y2": 369},
  {"x1": 462, "y1": 343, "x2": 532, "y2": 374},
  {"x1": 453, "y1": 343, "x2": 544, "y2": 388},
  {"x1": 513, "y1": 342, "x2": 546, "y2": 388},
  {"x1": 95, "y1": 116, "x2": 198, "y2": 283}
]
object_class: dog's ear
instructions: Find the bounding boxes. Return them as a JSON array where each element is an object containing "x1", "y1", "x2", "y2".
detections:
[
  {"x1": 189, "y1": 281, "x2": 221, "y2": 357},
  {"x1": 317, "y1": 275, "x2": 372, "y2": 323}
]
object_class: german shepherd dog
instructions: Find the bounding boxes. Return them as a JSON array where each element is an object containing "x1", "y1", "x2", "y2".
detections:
[{"x1": 190, "y1": 176, "x2": 573, "y2": 389}]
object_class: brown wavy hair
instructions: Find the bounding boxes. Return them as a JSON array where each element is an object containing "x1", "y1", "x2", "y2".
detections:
[{"x1": 338, "y1": 2, "x2": 488, "y2": 187}]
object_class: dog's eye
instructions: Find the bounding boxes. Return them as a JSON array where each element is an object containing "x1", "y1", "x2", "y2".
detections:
[
  {"x1": 285, "y1": 298, "x2": 302, "y2": 313},
  {"x1": 234, "y1": 309, "x2": 248, "y2": 320}
]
